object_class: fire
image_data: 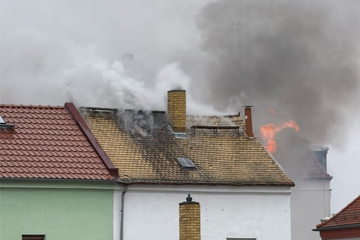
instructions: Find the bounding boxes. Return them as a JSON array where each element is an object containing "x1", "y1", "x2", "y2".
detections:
[
  {"x1": 260, "y1": 120, "x2": 299, "y2": 154},
  {"x1": 268, "y1": 107, "x2": 276, "y2": 114}
]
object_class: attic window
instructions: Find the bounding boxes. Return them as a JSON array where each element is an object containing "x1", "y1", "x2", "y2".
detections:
[
  {"x1": 0, "y1": 115, "x2": 5, "y2": 124},
  {"x1": 177, "y1": 158, "x2": 195, "y2": 169}
]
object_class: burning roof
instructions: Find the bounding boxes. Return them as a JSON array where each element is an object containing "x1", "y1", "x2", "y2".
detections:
[{"x1": 79, "y1": 91, "x2": 294, "y2": 186}]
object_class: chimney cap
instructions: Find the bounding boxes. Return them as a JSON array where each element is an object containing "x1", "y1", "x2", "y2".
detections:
[
  {"x1": 186, "y1": 194, "x2": 193, "y2": 202},
  {"x1": 180, "y1": 194, "x2": 198, "y2": 205},
  {"x1": 168, "y1": 89, "x2": 186, "y2": 93}
]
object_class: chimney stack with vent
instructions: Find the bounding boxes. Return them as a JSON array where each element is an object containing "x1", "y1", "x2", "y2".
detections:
[
  {"x1": 244, "y1": 106, "x2": 254, "y2": 137},
  {"x1": 167, "y1": 90, "x2": 186, "y2": 133},
  {"x1": 179, "y1": 194, "x2": 201, "y2": 240}
]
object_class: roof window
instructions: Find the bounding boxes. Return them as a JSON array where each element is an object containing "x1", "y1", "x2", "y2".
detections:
[
  {"x1": 0, "y1": 114, "x2": 15, "y2": 129},
  {"x1": 177, "y1": 158, "x2": 195, "y2": 169}
]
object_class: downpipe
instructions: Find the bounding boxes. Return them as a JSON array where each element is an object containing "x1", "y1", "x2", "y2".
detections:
[{"x1": 120, "y1": 185, "x2": 128, "y2": 240}]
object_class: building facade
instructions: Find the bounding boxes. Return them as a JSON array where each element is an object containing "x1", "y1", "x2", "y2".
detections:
[
  {"x1": 81, "y1": 89, "x2": 295, "y2": 240},
  {"x1": 0, "y1": 103, "x2": 118, "y2": 240}
]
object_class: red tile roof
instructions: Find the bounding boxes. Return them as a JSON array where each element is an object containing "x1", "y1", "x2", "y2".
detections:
[
  {"x1": 0, "y1": 103, "x2": 116, "y2": 180},
  {"x1": 316, "y1": 195, "x2": 360, "y2": 229}
]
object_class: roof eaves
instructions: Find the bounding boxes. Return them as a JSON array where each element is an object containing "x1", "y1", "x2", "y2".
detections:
[
  {"x1": 313, "y1": 223, "x2": 360, "y2": 231},
  {"x1": 65, "y1": 102, "x2": 119, "y2": 179},
  {"x1": 0, "y1": 177, "x2": 117, "y2": 183},
  {"x1": 117, "y1": 179, "x2": 295, "y2": 187}
]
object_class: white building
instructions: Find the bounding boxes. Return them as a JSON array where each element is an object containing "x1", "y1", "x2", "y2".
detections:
[
  {"x1": 290, "y1": 148, "x2": 332, "y2": 240},
  {"x1": 81, "y1": 90, "x2": 294, "y2": 240}
]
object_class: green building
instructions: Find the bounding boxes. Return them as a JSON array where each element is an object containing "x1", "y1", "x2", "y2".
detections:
[{"x1": 0, "y1": 103, "x2": 118, "y2": 240}]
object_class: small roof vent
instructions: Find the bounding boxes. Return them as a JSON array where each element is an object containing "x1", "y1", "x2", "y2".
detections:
[
  {"x1": 0, "y1": 114, "x2": 16, "y2": 129},
  {"x1": 177, "y1": 158, "x2": 195, "y2": 169}
]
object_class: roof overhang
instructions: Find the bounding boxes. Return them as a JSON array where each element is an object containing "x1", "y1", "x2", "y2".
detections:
[{"x1": 313, "y1": 223, "x2": 360, "y2": 231}]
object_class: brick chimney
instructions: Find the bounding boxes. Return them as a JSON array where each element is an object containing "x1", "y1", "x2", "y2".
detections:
[
  {"x1": 179, "y1": 194, "x2": 200, "y2": 240},
  {"x1": 244, "y1": 106, "x2": 254, "y2": 137},
  {"x1": 167, "y1": 90, "x2": 186, "y2": 133}
]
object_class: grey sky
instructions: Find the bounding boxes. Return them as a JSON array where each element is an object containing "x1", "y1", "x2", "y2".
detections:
[{"x1": 1, "y1": 0, "x2": 359, "y2": 213}]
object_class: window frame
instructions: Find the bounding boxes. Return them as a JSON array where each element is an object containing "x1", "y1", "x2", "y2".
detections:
[{"x1": 22, "y1": 234, "x2": 45, "y2": 240}]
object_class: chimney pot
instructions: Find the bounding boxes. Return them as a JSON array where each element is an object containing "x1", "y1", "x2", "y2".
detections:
[{"x1": 244, "y1": 106, "x2": 254, "y2": 138}]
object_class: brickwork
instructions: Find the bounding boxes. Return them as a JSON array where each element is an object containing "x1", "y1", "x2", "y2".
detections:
[
  {"x1": 245, "y1": 107, "x2": 254, "y2": 137},
  {"x1": 179, "y1": 201, "x2": 201, "y2": 240},
  {"x1": 167, "y1": 90, "x2": 186, "y2": 132}
]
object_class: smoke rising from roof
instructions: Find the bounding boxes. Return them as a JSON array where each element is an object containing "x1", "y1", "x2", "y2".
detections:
[
  {"x1": 1, "y1": 0, "x2": 360, "y2": 210},
  {"x1": 194, "y1": 0, "x2": 360, "y2": 145},
  {"x1": 1, "y1": 0, "x2": 359, "y2": 143},
  {"x1": 0, "y1": 0, "x2": 224, "y2": 116}
]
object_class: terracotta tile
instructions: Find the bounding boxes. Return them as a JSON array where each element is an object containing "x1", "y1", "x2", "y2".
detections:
[{"x1": 0, "y1": 104, "x2": 112, "y2": 180}]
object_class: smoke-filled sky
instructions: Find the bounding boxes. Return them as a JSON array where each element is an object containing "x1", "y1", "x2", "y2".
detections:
[{"x1": 1, "y1": 0, "x2": 360, "y2": 213}]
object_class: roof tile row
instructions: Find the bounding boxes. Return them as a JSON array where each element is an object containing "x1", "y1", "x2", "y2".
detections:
[{"x1": 0, "y1": 104, "x2": 113, "y2": 180}]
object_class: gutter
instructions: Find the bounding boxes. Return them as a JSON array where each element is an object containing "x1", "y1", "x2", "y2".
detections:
[
  {"x1": 120, "y1": 185, "x2": 128, "y2": 240},
  {"x1": 313, "y1": 223, "x2": 360, "y2": 231},
  {"x1": 117, "y1": 179, "x2": 295, "y2": 187},
  {"x1": 0, "y1": 178, "x2": 117, "y2": 183}
]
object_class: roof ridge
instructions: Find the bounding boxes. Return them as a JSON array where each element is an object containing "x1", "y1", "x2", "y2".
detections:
[
  {"x1": 317, "y1": 194, "x2": 360, "y2": 228},
  {"x1": 188, "y1": 113, "x2": 241, "y2": 118},
  {"x1": 0, "y1": 104, "x2": 63, "y2": 109},
  {"x1": 65, "y1": 103, "x2": 119, "y2": 179},
  {"x1": 79, "y1": 107, "x2": 242, "y2": 119}
]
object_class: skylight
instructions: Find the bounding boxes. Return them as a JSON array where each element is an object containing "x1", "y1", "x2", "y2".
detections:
[{"x1": 177, "y1": 158, "x2": 195, "y2": 169}]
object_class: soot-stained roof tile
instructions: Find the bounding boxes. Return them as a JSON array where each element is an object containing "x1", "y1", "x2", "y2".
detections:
[{"x1": 81, "y1": 108, "x2": 294, "y2": 186}]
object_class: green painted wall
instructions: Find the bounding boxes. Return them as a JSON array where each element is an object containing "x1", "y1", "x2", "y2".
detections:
[{"x1": 0, "y1": 181, "x2": 115, "y2": 240}]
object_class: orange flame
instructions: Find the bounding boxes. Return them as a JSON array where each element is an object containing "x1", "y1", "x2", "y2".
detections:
[
  {"x1": 268, "y1": 107, "x2": 276, "y2": 114},
  {"x1": 260, "y1": 120, "x2": 299, "y2": 154}
]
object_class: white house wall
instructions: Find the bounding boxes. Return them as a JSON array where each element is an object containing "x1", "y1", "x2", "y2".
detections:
[
  {"x1": 117, "y1": 184, "x2": 292, "y2": 240},
  {"x1": 291, "y1": 179, "x2": 331, "y2": 240}
]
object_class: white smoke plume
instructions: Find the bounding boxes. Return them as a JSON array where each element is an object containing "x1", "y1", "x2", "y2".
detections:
[{"x1": 0, "y1": 25, "x2": 220, "y2": 115}]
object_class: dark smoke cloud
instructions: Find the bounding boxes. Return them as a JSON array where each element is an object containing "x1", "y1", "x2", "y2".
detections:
[{"x1": 194, "y1": 0, "x2": 360, "y2": 145}]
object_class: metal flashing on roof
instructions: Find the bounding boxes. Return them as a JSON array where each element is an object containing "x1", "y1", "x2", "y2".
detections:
[
  {"x1": 177, "y1": 158, "x2": 195, "y2": 169},
  {"x1": 0, "y1": 115, "x2": 5, "y2": 124},
  {"x1": 191, "y1": 125, "x2": 240, "y2": 134}
]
